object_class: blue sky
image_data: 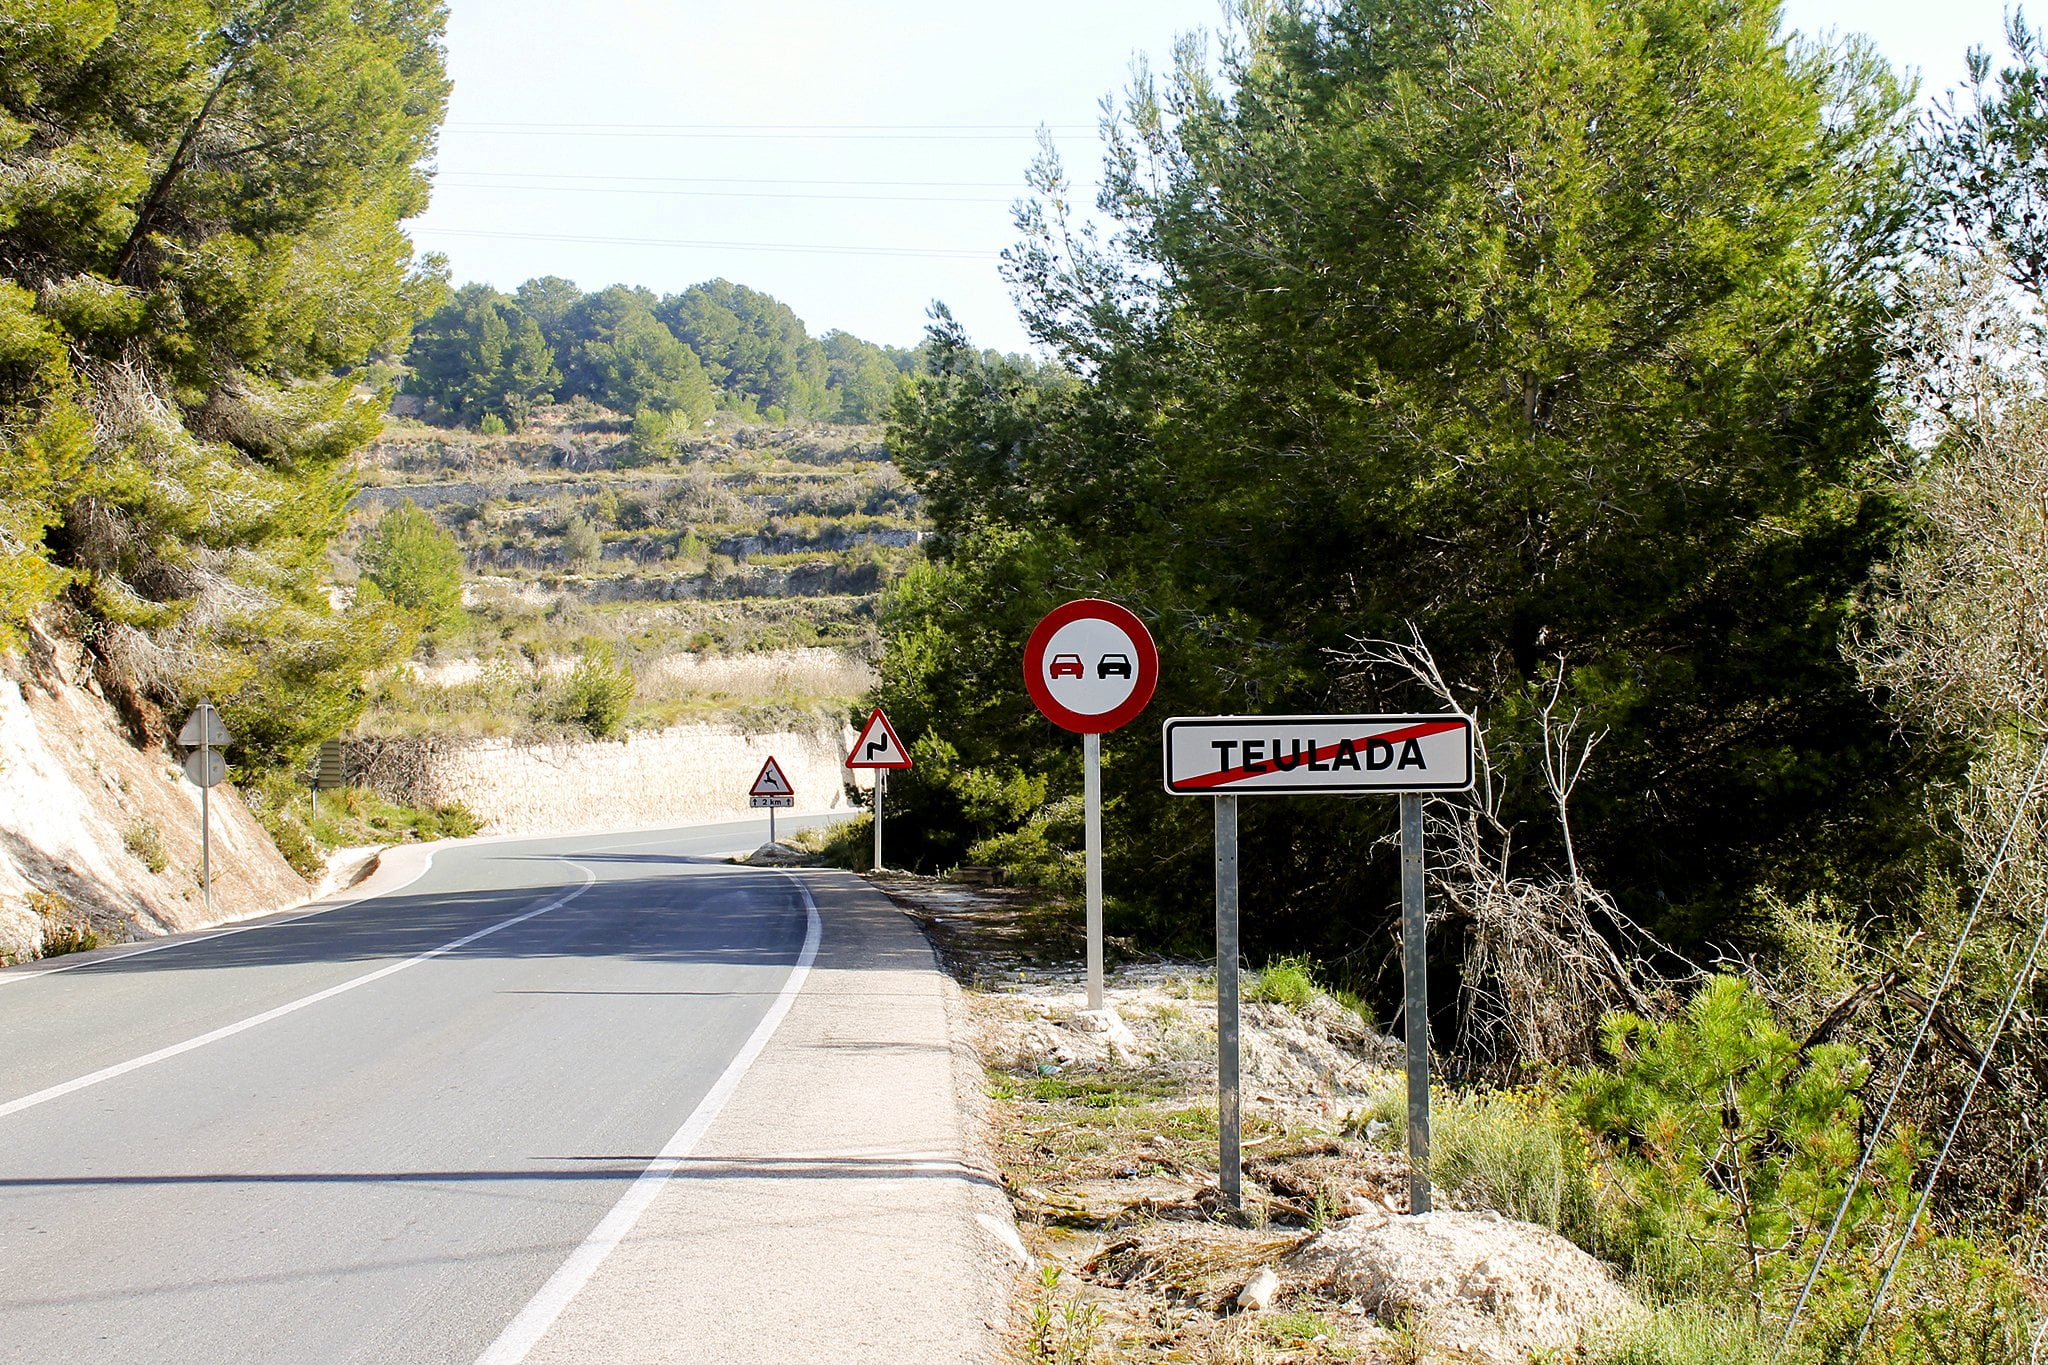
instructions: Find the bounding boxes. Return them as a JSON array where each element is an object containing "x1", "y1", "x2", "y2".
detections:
[{"x1": 407, "y1": 2, "x2": 2026, "y2": 356}]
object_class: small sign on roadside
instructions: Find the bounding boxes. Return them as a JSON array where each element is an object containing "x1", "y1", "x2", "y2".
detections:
[
  {"x1": 1161, "y1": 711, "x2": 1471, "y2": 1216},
  {"x1": 176, "y1": 700, "x2": 233, "y2": 913},
  {"x1": 846, "y1": 707, "x2": 912, "y2": 870}
]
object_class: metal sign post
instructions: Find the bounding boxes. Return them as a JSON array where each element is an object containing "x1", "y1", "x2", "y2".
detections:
[
  {"x1": 1164, "y1": 712, "x2": 1473, "y2": 1218},
  {"x1": 177, "y1": 702, "x2": 233, "y2": 913},
  {"x1": 1400, "y1": 792, "x2": 1432, "y2": 1214},
  {"x1": 1215, "y1": 793, "x2": 1241, "y2": 1211},
  {"x1": 1023, "y1": 600, "x2": 1160, "y2": 1013},
  {"x1": 846, "y1": 707, "x2": 911, "y2": 872},
  {"x1": 1083, "y1": 731, "x2": 1104, "y2": 1008}
]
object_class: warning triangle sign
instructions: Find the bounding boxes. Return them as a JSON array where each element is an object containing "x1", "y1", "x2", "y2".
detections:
[
  {"x1": 750, "y1": 756, "x2": 795, "y2": 797},
  {"x1": 846, "y1": 706, "x2": 912, "y2": 770}
]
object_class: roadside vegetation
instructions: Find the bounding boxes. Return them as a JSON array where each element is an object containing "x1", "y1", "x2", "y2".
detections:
[{"x1": 839, "y1": 1, "x2": 2048, "y2": 1358}]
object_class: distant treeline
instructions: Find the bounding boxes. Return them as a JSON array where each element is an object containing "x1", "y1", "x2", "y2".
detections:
[{"x1": 402, "y1": 277, "x2": 917, "y2": 433}]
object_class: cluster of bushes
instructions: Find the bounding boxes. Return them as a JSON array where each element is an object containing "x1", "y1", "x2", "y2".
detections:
[{"x1": 247, "y1": 773, "x2": 480, "y2": 880}]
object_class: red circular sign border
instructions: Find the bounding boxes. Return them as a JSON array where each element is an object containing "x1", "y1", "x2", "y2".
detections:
[{"x1": 1023, "y1": 598, "x2": 1160, "y2": 734}]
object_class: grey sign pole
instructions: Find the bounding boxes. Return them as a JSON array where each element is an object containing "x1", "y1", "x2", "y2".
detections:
[
  {"x1": 200, "y1": 774, "x2": 211, "y2": 913},
  {"x1": 1400, "y1": 791, "x2": 1431, "y2": 1214},
  {"x1": 1215, "y1": 793, "x2": 1242, "y2": 1212},
  {"x1": 1164, "y1": 713, "x2": 1471, "y2": 1224},
  {"x1": 1083, "y1": 731, "x2": 1105, "y2": 1011},
  {"x1": 873, "y1": 769, "x2": 885, "y2": 871},
  {"x1": 178, "y1": 702, "x2": 232, "y2": 915}
]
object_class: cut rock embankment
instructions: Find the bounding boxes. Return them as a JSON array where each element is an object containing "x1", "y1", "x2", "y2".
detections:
[
  {"x1": 0, "y1": 626, "x2": 307, "y2": 959},
  {"x1": 408, "y1": 719, "x2": 862, "y2": 836}
]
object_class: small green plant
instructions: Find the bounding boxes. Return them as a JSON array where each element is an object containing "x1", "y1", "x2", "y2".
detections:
[
  {"x1": 1429, "y1": 1088, "x2": 1584, "y2": 1232},
  {"x1": 1264, "y1": 1309, "x2": 1337, "y2": 1349},
  {"x1": 1024, "y1": 1265, "x2": 1105, "y2": 1365},
  {"x1": 123, "y1": 819, "x2": 168, "y2": 874},
  {"x1": 1247, "y1": 955, "x2": 1319, "y2": 1009},
  {"x1": 1589, "y1": 1302, "x2": 1771, "y2": 1365},
  {"x1": 27, "y1": 889, "x2": 98, "y2": 958},
  {"x1": 791, "y1": 813, "x2": 872, "y2": 871},
  {"x1": 553, "y1": 642, "x2": 635, "y2": 738},
  {"x1": 1569, "y1": 974, "x2": 1910, "y2": 1305}
]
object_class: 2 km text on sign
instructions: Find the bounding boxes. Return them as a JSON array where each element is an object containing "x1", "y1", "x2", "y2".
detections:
[{"x1": 1162, "y1": 715, "x2": 1475, "y2": 795}]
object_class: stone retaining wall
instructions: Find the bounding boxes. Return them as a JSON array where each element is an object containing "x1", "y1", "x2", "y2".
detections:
[{"x1": 418, "y1": 721, "x2": 865, "y2": 836}]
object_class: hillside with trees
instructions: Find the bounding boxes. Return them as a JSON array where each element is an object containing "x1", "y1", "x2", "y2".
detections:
[
  {"x1": 0, "y1": 0, "x2": 446, "y2": 767},
  {"x1": 400, "y1": 275, "x2": 915, "y2": 434}
]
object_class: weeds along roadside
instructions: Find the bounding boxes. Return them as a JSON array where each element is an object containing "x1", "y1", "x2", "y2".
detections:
[{"x1": 864, "y1": 871, "x2": 2045, "y2": 1365}]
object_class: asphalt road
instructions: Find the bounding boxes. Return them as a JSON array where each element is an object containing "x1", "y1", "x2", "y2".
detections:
[{"x1": 0, "y1": 815, "x2": 976, "y2": 1363}]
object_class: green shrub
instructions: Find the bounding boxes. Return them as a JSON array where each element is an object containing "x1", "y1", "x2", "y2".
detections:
[
  {"x1": 553, "y1": 643, "x2": 635, "y2": 738},
  {"x1": 417, "y1": 803, "x2": 479, "y2": 840},
  {"x1": 123, "y1": 819, "x2": 168, "y2": 874},
  {"x1": 1569, "y1": 974, "x2": 1910, "y2": 1301},
  {"x1": 1246, "y1": 955, "x2": 1318, "y2": 1009},
  {"x1": 1789, "y1": 1238, "x2": 2041, "y2": 1365},
  {"x1": 27, "y1": 889, "x2": 98, "y2": 957},
  {"x1": 1429, "y1": 1088, "x2": 1587, "y2": 1232},
  {"x1": 1590, "y1": 1302, "x2": 1771, "y2": 1365},
  {"x1": 794, "y1": 813, "x2": 873, "y2": 871}
]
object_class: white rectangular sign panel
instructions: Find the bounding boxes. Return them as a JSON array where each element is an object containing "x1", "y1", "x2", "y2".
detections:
[
  {"x1": 749, "y1": 796, "x2": 795, "y2": 809},
  {"x1": 1163, "y1": 714, "x2": 1475, "y2": 795}
]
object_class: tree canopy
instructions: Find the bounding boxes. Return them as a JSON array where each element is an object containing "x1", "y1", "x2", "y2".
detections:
[
  {"x1": 878, "y1": 0, "x2": 1945, "y2": 953},
  {"x1": 401, "y1": 275, "x2": 912, "y2": 430},
  {"x1": 0, "y1": 0, "x2": 448, "y2": 763}
]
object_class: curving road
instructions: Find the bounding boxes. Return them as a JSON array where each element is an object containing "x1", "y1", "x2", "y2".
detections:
[{"x1": 0, "y1": 817, "x2": 1007, "y2": 1363}]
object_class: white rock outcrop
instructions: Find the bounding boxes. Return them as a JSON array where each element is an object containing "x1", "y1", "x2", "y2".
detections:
[
  {"x1": 0, "y1": 630, "x2": 308, "y2": 957},
  {"x1": 1284, "y1": 1209, "x2": 1638, "y2": 1363}
]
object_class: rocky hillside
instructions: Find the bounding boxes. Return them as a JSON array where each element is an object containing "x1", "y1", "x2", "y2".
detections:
[
  {"x1": 355, "y1": 408, "x2": 917, "y2": 650},
  {"x1": 0, "y1": 623, "x2": 308, "y2": 962}
]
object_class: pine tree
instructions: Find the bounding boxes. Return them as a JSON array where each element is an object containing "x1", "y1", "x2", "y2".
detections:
[{"x1": 0, "y1": 0, "x2": 450, "y2": 761}]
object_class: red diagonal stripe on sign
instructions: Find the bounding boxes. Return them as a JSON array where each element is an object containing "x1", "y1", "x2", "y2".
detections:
[{"x1": 1174, "y1": 719, "x2": 1467, "y2": 791}]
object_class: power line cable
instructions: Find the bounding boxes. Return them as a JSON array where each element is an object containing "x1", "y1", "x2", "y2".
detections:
[
  {"x1": 435, "y1": 179, "x2": 1015, "y2": 205},
  {"x1": 447, "y1": 120, "x2": 1095, "y2": 131},
  {"x1": 444, "y1": 122, "x2": 1093, "y2": 142},
  {"x1": 434, "y1": 170, "x2": 1028, "y2": 189},
  {"x1": 1777, "y1": 740, "x2": 2048, "y2": 1355},
  {"x1": 409, "y1": 226, "x2": 997, "y2": 261},
  {"x1": 1846, "y1": 744, "x2": 2048, "y2": 1362}
]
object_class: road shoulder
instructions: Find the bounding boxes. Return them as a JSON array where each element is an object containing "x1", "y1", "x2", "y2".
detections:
[{"x1": 521, "y1": 868, "x2": 1018, "y2": 1364}]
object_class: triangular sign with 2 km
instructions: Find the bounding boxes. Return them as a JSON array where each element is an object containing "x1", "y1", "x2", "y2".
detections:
[
  {"x1": 750, "y1": 756, "x2": 795, "y2": 798},
  {"x1": 846, "y1": 706, "x2": 912, "y2": 770}
]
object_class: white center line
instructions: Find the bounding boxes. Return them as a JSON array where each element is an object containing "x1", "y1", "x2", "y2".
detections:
[{"x1": 0, "y1": 867, "x2": 600, "y2": 1122}]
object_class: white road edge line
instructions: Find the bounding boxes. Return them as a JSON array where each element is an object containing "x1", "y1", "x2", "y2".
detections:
[
  {"x1": 0, "y1": 847, "x2": 446, "y2": 988},
  {"x1": 0, "y1": 867, "x2": 600, "y2": 1122},
  {"x1": 474, "y1": 872, "x2": 825, "y2": 1365}
]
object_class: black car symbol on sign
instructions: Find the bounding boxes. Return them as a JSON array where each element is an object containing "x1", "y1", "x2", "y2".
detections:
[
  {"x1": 1049, "y1": 653, "x2": 1085, "y2": 679},
  {"x1": 1096, "y1": 653, "x2": 1132, "y2": 679}
]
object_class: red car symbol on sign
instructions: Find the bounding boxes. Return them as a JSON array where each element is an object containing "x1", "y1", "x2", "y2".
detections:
[{"x1": 1049, "y1": 653, "x2": 1085, "y2": 679}]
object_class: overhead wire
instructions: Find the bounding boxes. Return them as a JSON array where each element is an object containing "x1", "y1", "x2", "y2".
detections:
[
  {"x1": 433, "y1": 169, "x2": 1028, "y2": 189},
  {"x1": 444, "y1": 120, "x2": 1095, "y2": 142},
  {"x1": 1776, "y1": 740, "x2": 2048, "y2": 1356},
  {"x1": 408, "y1": 226, "x2": 998, "y2": 261},
  {"x1": 1844, "y1": 743, "x2": 2048, "y2": 1363},
  {"x1": 435, "y1": 179, "x2": 1016, "y2": 205}
]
